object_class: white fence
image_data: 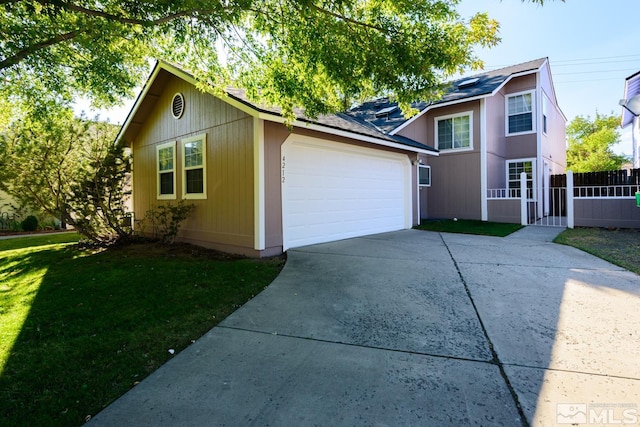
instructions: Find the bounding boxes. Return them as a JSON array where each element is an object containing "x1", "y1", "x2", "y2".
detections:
[{"x1": 487, "y1": 171, "x2": 640, "y2": 228}]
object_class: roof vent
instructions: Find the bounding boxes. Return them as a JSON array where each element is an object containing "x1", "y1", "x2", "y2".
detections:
[
  {"x1": 171, "y1": 93, "x2": 185, "y2": 119},
  {"x1": 457, "y1": 78, "x2": 480, "y2": 89},
  {"x1": 374, "y1": 105, "x2": 399, "y2": 118}
]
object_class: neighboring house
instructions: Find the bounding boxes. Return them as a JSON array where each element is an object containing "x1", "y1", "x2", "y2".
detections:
[
  {"x1": 621, "y1": 71, "x2": 640, "y2": 168},
  {"x1": 347, "y1": 57, "x2": 567, "y2": 223},
  {"x1": 118, "y1": 58, "x2": 565, "y2": 256}
]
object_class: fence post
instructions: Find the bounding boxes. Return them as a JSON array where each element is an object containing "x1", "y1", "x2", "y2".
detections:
[
  {"x1": 567, "y1": 170, "x2": 574, "y2": 229},
  {"x1": 520, "y1": 172, "x2": 528, "y2": 226}
]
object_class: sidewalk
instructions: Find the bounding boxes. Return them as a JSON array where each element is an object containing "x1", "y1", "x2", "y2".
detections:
[{"x1": 505, "y1": 225, "x2": 565, "y2": 242}]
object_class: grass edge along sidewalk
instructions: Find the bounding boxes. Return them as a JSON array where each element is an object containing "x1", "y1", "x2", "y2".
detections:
[
  {"x1": 554, "y1": 227, "x2": 640, "y2": 275},
  {"x1": 0, "y1": 233, "x2": 284, "y2": 426}
]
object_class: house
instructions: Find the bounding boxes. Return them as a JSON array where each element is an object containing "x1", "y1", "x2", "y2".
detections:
[
  {"x1": 117, "y1": 58, "x2": 566, "y2": 256},
  {"x1": 346, "y1": 57, "x2": 567, "y2": 223},
  {"x1": 621, "y1": 71, "x2": 640, "y2": 168},
  {"x1": 116, "y1": 61, "x2": 438, "y2": 257}
]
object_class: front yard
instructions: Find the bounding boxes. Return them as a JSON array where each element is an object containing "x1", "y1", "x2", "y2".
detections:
[
  {"x1": 0, "y1": 234, "x2": 284, "y2": 426},
  {"x1": 554, "y1": 227, "x2": 640, "y2": 275}
]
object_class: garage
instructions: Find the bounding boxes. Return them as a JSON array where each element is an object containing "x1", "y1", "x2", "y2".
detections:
[{"x1": 281, "y1": 135, "x2": 412, "y2": 250}]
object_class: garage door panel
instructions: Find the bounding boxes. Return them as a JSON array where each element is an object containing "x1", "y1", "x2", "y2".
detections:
[{"x1": 282, "y1": 137, "x2": 411, "y2": 250}]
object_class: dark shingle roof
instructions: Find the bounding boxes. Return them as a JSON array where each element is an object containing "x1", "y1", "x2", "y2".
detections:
[
  {"x1": 225, "y1": 88, "x2": 438, "y2": 153},
  {"x1": 345, "y1": 58, "x2": 547, "y2": 134}
]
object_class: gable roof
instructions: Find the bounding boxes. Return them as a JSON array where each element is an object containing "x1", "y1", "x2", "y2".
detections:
[
  {"x1": 116, "y1": 61, "x2": 437, "y2": 155},
  {"x1": 345, "y1": 58, "x2": 548, "y2": 135},
  {"x1": 117, "y1": 58, "x2": 551, "y2": 154}
]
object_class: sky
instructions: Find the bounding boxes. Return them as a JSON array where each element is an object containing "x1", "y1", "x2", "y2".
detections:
[
  {"x1": 457, "y1": 0, "x2": 640, "y2": 156},
  {"x1": 85, "y1": 0, "x2": 640, "y2": 156}
]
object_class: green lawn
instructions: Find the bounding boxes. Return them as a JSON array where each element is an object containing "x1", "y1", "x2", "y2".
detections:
[
  {"x1": 0, "y1": 234, "x2": 284, "y2": 427},
  {"x1": 415, "y1": 219, "x2": 523, "y2": 237},
  {"x1": 554, "y1": 227, "x2": 640, "y2": 275}
]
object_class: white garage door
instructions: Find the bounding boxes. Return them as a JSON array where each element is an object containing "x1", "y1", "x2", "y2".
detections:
[{"x1": 282, "y1": 135, "x2": 412, "y2": 250}]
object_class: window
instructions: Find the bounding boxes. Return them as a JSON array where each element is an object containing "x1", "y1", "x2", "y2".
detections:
[
  {"x1": 507, "y1": 92, "x2": 534, "y2": 135},
  {"x1": 435, "y1": 112, "x2": 472, "y2": 151},
  {"x1": 507, "y1": 159, "x2": 535, "y2": 199},
  {"x1": 157, "y1": 142, "x2": 176, "y2": 199},
  {"x1": 182, "y1": 134, "x2": 207, "y2": 199},
  {"x1": 418, "y1": 165, "x2": 431, "y2": 187},
  {"x1": 542, "y1": 94, "x2": 549, "y2": 134}
]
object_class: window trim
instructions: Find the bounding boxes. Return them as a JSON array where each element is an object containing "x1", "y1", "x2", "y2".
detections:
[
  {"x1": 542, "y1": 92, "x2": 549, "y2": 135},
  {"x1": 506, "y1": 158, "x2": 536, "y2": 200},
  {"x1": 505, "y1": 90, "x2": 536, "y2": 136},
  {"x1": 156, "y1": 141, "x2": 176, "y2": 200},
  {"x1": 434, "y1": 110, "x2": 474, "y2": 153},
  {"x1": 418, "y1": 164, "x2": 431, "y2": 187},
  {"x1": 181, "y1": 133, "x2": 207, "y2": 200}
]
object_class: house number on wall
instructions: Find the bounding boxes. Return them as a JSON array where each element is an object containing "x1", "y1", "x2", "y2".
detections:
[{"x1": 281, "y1": 155, "x2": 286, "y2": 183}]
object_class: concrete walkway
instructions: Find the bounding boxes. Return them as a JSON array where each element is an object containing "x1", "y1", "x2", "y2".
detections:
[{"x1": 89, "y1": 229, "x2": 640, "y2": 426}]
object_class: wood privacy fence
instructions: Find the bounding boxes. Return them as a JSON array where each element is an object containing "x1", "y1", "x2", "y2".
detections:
[{"x1": 547, "y1": 169, "x2": 640, "y2": 228}]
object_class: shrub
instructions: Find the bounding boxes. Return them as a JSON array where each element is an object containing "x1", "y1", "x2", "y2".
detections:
[
  {"x1": 140, "y1": 200, "x2": 195, "y2": 244},
  {"x1": 21, "y1": 215, "x2": 38, "y2": 231}
]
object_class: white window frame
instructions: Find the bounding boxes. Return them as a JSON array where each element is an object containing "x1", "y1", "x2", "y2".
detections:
[
  {"x1": 505, "y1": 90, "x2": 536, "y2": 136},
  {"x1": 418, "y1": 164, "x2": 431, "y2": 187},
  {"x1": 182, "y1": 133, "x2": 207, "y2": 199},
  {"x1": 156, "y1": 141, "x2": 176, "y2": 200},
  {"x1": 506, "y1": 158, "x2": 536, "y2": 200},
  {"x1": 434, "y1": 110, "x2": 473, "y2": 153}
]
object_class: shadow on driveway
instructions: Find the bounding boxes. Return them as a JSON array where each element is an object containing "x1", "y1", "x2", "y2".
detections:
[{"x1": 89, "y1": 229, "x2": 640, "y2": 426}]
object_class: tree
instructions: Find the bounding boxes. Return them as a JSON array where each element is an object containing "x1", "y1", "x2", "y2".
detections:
[
  {"x1": 566, "y1": 113, "x2": 628, "y2": 173},
  {"x1": 0, "y1": 104, "x2": 132, "y2": 243},
  {"x1": 0, "y1": 0, "x2": 551, "y2": 119}
]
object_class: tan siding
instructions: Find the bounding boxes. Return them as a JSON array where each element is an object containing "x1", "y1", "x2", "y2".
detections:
[
  {"x1": 503, "y1": 74, "x2": 536, "y2": 95},
  {"x1": 505, "y1": 133, "x2": 537, "y2": 159},
  {"x1": 408, "y1": 101, "x2": 482, "y2": 219},
  {"x1": 397, "y1": 114, "x2": 429, "y2": 144},
  {"x1": 131, "y1": 75, "x2": 255, "y2": 254},
  {"x1": 425, "y1": 152, "x2": 482, "y2": 219},
  {"x1": 575, "y1": 199, "x2": 640, "y2": 228},
  {"x1": 540, "y1": 63, "x2": 567, "y2": 173},
  {"x1": 487, "y1": 199, "x2": 521, "y2": 224},
  {"x1": 263, "y1": 121, "x2": 289, "y2": 251}
]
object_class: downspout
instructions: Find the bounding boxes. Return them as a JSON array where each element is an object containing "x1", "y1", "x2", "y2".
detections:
[
  {"x1": 480, "y1": 98, "x2": 488, "y2": 221},
  {"x1": 253, "y1": 117, "x2": 266, "y2": 252}
]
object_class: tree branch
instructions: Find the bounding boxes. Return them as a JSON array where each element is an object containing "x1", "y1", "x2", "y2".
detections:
[
  {"x1": 0, "y1": 30, "x2": 81, "y2": 70},
  {"x1": 306, "y1": 3, "x2": 387, "y2": 33}
]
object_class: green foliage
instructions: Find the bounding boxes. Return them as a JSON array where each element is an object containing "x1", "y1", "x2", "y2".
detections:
[
  {"x1": 0, "y1": 0, "x2": 538, "y2": 120},
  {"x1": 0, "y1": 104, "x2": 132, "y2": 244},
  {"x1": 20, "y1": 215, "x2": 38, "y2": 232},
  {"x1": 566, "y1": 113, "x2": 629, "y2": 173},
  {"x1": 140, "y1": 200, "x2": 196, "y2": 244}
]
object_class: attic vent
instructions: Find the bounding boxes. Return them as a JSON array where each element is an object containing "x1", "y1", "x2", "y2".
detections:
[
  {"x1": 374, "y1": 105, "x2": 399, "y2": 118},
  {"x1": 171, "y1": 93, "x2": 185, "y2": 119},
  {"x1": 457, "y1": 78, "x2": 480, "y2": 89}
]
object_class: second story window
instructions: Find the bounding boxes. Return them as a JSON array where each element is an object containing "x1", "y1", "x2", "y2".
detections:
[
  {"x1": 435, "y1": 111, "x2": 472, "y2": 151},
  {"x1": 507, "y1": 91, "x2": 534, "y2": 135}
]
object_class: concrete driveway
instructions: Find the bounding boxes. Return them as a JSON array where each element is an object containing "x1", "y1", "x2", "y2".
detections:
[{"x1": 89, "y1": 229, "x2": 640, "y2": 426}]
